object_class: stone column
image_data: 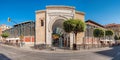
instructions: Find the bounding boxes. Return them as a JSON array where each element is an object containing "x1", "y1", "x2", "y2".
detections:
[
  {"x1": 46, "y1": 32, "x2": 52, "y2": 48},
  {"x1": 70, "y1": 33, "x2": 74, "y2": 49}
]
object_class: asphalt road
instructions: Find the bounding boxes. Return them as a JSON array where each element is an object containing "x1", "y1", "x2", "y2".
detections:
[{"x1": 0, "y1": 45, "x2": 120, "y2": 60}]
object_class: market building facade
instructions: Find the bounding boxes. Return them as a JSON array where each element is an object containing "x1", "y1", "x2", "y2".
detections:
[
  {"x1": 35, "y1": 6, "x2": 85, "y2": 49},
  {"x1": 2, "y1": 5, "x2": 116, "y2": 49},
  {"x1": 105, "y1": 23, "x2": 120, "y2": 45},
  {"x1": 105, "y1": 23, "x2": 120, "y2": 37},
  {"x1": 84, "y1": 20, "x2": 115, "y2": 48},
  {"x1": 3, "y1": 21, "x2": 35, "y2": 46},
  {"x1": 85, "y1": 20, "x2": 105, "y2": 48}
]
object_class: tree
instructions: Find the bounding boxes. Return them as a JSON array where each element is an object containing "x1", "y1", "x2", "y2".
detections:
[
  {"x1": 105, "y1": 30, "x2": 114, "y2": 40},
  {"x1": 93, "y1": 28, "x2": 105, "y2": 47},
  {"x1": 1, "y1": 32, "x2": 9, "y2": 38},
  {"x1": 93, "y1": 28, "x2": 104, "y2": 38},
  {"x1": 63, "y1": 19, "x2": 86, "y2": 50},
  {"x1": 114, "y1": 35, "x2": 119, "y2": 40},
  {"x1": 1, "y1": 32, "x2": 9, "y2": 42}
]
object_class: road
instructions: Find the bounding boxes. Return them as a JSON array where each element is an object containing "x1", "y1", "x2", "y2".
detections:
[{"x1": 0, "y1": 45, "x2": 120, "y2": 60}]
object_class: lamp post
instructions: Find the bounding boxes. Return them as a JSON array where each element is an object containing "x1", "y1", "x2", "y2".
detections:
[
  {"x1": 8, "y1": 17, "x2": 23, "y2": 47},
  {"x1": 8, "y1": 17, "x2": 19, "y2": 38}
]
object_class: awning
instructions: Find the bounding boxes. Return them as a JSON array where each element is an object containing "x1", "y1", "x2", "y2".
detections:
[{"x1": 6, "y1": 38, "x2": 20, "y2": 41}]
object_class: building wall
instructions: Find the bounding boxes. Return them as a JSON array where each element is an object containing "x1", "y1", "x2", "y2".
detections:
[
  {"x1": 74, "y1": 12, "x2": 85, "y2": 45},
  {"x1": 84, "y1": 20, "x2": 111, "y2": 48},
  {"x1": 86, "y1": 21, "x2": 104, "y2": 28},
  {"x1": 105, "y1": 24, "x2": 120, "y2": 37},
  {"x1": 75, "y1": 12, "x2": 84, "y2": 20},
  {"x1": 85, "y1": 21, "x2": 105, "y2": 37},
  {"x1": 36, "y1": 11, "x2": 46, "y2": 44},
  {"x1": 23, "y1": 36, "x2": 34, "y2": 44},
  {"x1": 3, "y1": 21, "x2": 35, "y2": 45},
  {"x1": 105, "y1": 24, "x2": 120, "y2": 41},
  {"x1": 35, "y1": 6, "x2": 86, "y2": 48}
]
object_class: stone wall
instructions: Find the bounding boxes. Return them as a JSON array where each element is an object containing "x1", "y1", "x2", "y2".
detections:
[{"x1": 36, "y1": 10, "x2": 46, "y2": 44}]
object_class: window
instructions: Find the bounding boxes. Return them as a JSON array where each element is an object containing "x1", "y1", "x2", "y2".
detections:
[{"x1": 41, "y1": 20, "x2": 44, "y2": 26}]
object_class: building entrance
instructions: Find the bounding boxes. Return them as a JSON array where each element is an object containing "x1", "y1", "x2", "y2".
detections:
[{"x1": 52, "y1": 19, "x2": 70, "y2": 48}]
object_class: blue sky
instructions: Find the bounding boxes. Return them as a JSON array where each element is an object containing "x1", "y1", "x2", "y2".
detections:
[{"x1": 0, "y1": 0, "x2": 120, "y2": 26}]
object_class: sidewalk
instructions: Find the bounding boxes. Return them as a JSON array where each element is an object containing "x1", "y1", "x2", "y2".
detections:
[{"x1": 0, "y1": 44, "x2": 113, "y2": 53}]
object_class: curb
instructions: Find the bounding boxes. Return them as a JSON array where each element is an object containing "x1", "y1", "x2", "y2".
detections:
[{"x1": 0, "y1": 44, "x2": 113, "y2": 53}]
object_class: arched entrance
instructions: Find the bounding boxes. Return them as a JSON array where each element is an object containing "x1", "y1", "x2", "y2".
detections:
[{"x1": 52, "y1": 19, "x2": 70, "y2": 48}]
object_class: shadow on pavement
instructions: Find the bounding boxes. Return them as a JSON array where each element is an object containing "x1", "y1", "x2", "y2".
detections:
[
  {"x1": 95, "y1": 46, "x2": 120, "y2": 60},
  {"x1": 0, "y1": 53, "x2": 11, "y2": 60}
]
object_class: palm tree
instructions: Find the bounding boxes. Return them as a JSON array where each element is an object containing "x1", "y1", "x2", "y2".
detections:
[
  {"x1": 93, "y1": 28, "x2": 104, "y2": 47},
  {"x1": 63, "y1": 19, "x2": 86, "y2": 50}
]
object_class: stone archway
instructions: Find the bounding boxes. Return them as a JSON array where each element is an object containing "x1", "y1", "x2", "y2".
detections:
[
  {"x1": 52, "y1": 19, "x2": 65, "y2": 47},
  {"x1": 48, "y1": 16, "x2": 68, "y2": 32},
  {"x1": 48, "y1": 16, "x2": 71, "y2": 48},
  {"x1": 46, "y1": 16, "x2": 74, "y2": 49}
]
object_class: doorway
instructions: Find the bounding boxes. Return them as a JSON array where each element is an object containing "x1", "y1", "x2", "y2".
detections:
[{"x1": 52, "y1": 19, "x2": 70, "y2": 48}]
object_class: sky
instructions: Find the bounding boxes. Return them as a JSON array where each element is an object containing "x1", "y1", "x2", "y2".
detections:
[{"x1": 0, "y1": 0, "x2": 120, "y2": 26}]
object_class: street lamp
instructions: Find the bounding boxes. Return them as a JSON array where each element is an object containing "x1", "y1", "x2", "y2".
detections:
[
  {"x1": 8, "y1": 17, "x2": 19, "y2": 38},
  {"x1": 8, "y1": 17, "x2": 23, "y2": 47},
  {"x1": 8, "y1": 17, "x2": 17, "y2": 24}
]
